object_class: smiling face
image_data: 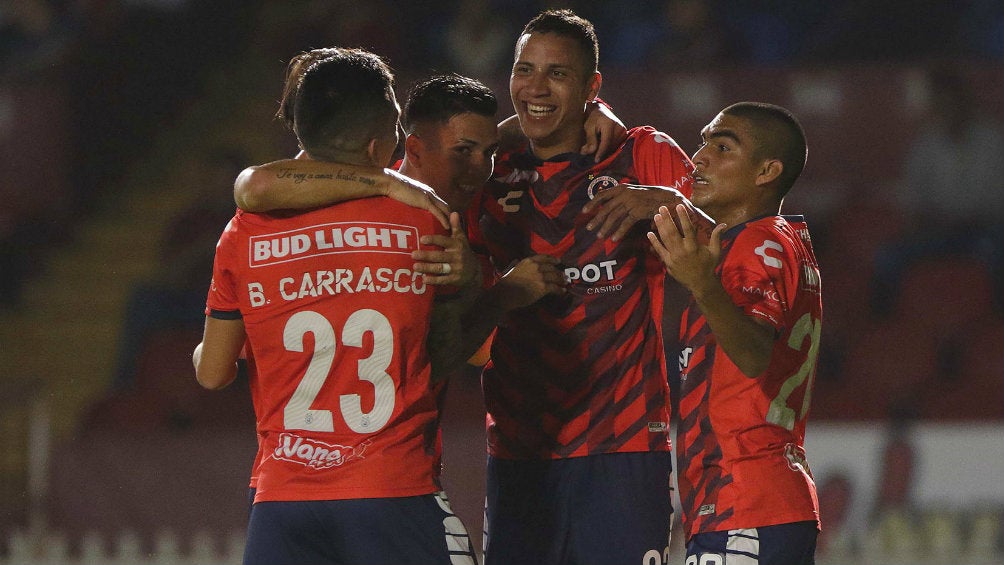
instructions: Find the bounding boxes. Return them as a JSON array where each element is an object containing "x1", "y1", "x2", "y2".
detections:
[
  {"x1": 410, "y1": 111, "x2": 499, "y2": 211},
  {"x1": 509, "y1": 32, "x2": 600, "y2": 159},
  {"x1": 690, "y1": 112, "x2": 767, "y2": 226}
]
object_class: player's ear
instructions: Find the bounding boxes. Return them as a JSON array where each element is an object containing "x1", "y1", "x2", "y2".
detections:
[
  {"x1": 756, "y1": 159, "x2": 783, "y2": 188},
  {"x1": 404, "y1": 133, "x2": 423, "y2": 166},
  {"x1": 365, "y1": 137, "x2": 381, "y2": 166},
  {"x1": 587, "y1": 71, "x2": 602, "y2": 101}
]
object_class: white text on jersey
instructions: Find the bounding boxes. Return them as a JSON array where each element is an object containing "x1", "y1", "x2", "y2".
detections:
[
  {"x1": 250, "y1": 222, "x2": 419, "y2": 267},
  {"x1": 246, "y1": 267, "x2": 427, "y2": 307}
]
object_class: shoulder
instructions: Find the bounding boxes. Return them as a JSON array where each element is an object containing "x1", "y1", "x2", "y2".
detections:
[
  {"x1": 359, "y1": 196, "x2": 447, "y2": 236},
  {"x1": 628, "y1": 126, "x2": 688, "y2": 153},
  {"x1": 244, "y1": 198, "x2": 445, "y2": 236},
  {"x1": 727, "y1": 216, "x2": 817, "y2": 274},
  {"x1": 726, "y1": 217, "x2": 794, "y2": 259}
]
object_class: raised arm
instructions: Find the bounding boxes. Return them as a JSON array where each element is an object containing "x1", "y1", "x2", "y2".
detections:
[
  {"x1": 648, "y1": 205, "x2": 773, "y2": 377},
  {"x1": 235, "y1": 159, "x2": 450, "y2": 227},
  {"x1": 580, "y1": 99, "x2": 627, "y2": 159}
]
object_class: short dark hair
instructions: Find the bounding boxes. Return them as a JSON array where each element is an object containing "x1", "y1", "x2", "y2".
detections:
[
  {"x1": 292, "y1": 48, "x2": 398, "y2": 162},
  {"x1": 403, "y1": 74, "x2": 498, "y2": 134},
  {"x1": 722, "y1": 101, "x2": 807, "y2": 195},
  {"x1": 521, "y1": 9, "x2": 599, "y2": 73},
  {"x1": 276, "y1": 47, "x2": 340, "y2": 131}
]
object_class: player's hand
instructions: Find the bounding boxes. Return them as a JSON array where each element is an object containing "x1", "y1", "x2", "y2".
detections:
[
  {"x1": 412, "y1": 212, "x2": 480, "y2": 287},
  {"x1": 583, "y1": 184, "x2": 683, "y2": 242},
  {"x1": 496, "y1": 255, "x2": 567, "y2": 310},
  {"x1": 581, "y1": 100, "x2": 627, "y2": 161},
  {"x1": 647, "y1": 204, "x2": 727, "y2": 295},
  {"x1": 385, "y1": 168, "x2": 451, "y2": 229}
]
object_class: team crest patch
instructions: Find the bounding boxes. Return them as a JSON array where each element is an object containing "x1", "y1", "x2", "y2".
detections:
[{"x1": 586, "y1": 175, "x2": 619, "y2": 199}]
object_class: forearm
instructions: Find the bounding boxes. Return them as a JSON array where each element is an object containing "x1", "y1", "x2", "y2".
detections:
[
  {"x1": 428, "y1": 285, "x2": 488, "y2": 381},
  {"x1": 691, "y1": 282, "x2": 775, "y2": 377},
  {"x1": 427, "y1": 278, "x2": 529, "y2": 381},
  {"x1": 194, "y1": 317, "x2": 246, "y2": 390},
  {"x1": 234, "y1": 159, "x2": 391, "y2": 212}
]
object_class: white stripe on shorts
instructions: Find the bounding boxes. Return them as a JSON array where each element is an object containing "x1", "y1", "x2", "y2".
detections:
[{"x1": 724, "y1": 528, "x2": 761, "y2": 564}]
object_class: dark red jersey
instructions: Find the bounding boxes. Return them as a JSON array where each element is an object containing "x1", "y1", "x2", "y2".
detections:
[
  {"x1": 469, "y1": 126, "x2": 694, "y2": 459},
  {"x1": 676, "y1": 215, "x2": 822, "y2": 539}
]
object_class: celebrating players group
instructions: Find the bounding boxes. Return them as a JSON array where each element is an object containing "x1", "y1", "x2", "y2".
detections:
[{"x1": 194, "y1": 8, "x2": 823, "y2": 565}]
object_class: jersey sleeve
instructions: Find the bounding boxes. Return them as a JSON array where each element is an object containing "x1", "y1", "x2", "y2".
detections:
[
  {"x1": 205, "y1": 216, "x2": 242, "y2": 319},
  {"x1": 630, "y1": 126, "x2": 696, "y2": 198},
  {"x1": 719, "y1": 226, "x2": 795, "y2": 332},
  {"x1": 465, "y1": 189, "x2": 504, "y2": 283}
]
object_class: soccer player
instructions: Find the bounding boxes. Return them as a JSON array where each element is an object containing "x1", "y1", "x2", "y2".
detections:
[
  {"x1": 468, "y1": 10, "x2": 704, "y2": 564},
  {"x1": 648, "y1": 102, "x2": 822, "y2": 564},
  {"x1": 194, "y1": 48, "x2": 485, "y2": 565}
]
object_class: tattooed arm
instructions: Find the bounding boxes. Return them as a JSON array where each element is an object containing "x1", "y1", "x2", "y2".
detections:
[{"x1": 234, "y1": 155, "x2": 449, "y2": 227}]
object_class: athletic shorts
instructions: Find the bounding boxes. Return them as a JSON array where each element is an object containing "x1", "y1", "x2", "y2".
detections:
[
  {"x1": 243, "y1": 491, "x2": 478, "y2": 565},
  {"x1": 685, "y1": 521, "x2": 818, "y2": 565},
  {"x1": 484, "y1": 451, "x2": 674, "y2": 565}
]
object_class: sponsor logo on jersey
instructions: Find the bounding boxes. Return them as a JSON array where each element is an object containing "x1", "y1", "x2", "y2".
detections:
[
  {"x1": 497, "y1": 168, "x2": 539, "y2": 185},
  {"x1": 564, "y1": 260, "x2": 618, "y2": 284},
  {"x1": 754, "y1": 239, "x2": 784, "y2": 269},
  {"x1": 272, "y1": 433, "x2": 373, "y2": 470},
  {"x1": 497, "y1": 190, "x2": 524, "y2": 213},
  {"x1": 742, "y1": 284, "x2": 781, "y2": 304},
  {"x1": 564, "y1": 260, "x2": 625, "y2": 295},
  {"x1": 679, "y1": 346, "x2": 694, "y2": 371},
  {"x1": 698, "y1": 503, "x2": 716, "y2": 516},
  {"x1": 249, "y1": 222, "x2": 418, "y2": 267},
  {"x1": 800, "y1": 262, "x2": 821, "y2": 294},
  {"x1": 586, "y1": 175, "x2": 619, "y2": 200},
  {"x1": 648, "y1": 421, "x2": 668, "y2": 432},
  {"x1": 652, "y1": 132, "x2": 677, "y2": 147},
  {"x1": 784, "y1": 442, "x2": 809, "y2": 473}
]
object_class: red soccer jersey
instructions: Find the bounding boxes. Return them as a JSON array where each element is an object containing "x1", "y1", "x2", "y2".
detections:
[
  {"x1": 469, "y1": 126, "x2": 694, "y2": 459},
  {"x1": 205, "y1": 199, "x2": 447, "y2": 502},
  {"x1": 676, "y1": 215, "x2": 822, "y2": 539}
]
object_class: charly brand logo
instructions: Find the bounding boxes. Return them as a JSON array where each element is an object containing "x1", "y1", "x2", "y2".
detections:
[
  {"x1": 273, "y1": 433, "x2": 373, "y2": 470},
  {"x1": 495, "y1": 169, "x2": 538, "y2": 213},
  {"x1": 754, "y1": 239, "x2": 784, "y2": 269},
  {"x1": 586, "y1": 175, "x2": 619, "y2": 200}
]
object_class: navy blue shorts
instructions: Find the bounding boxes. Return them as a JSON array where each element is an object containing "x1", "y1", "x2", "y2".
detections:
[
  {"x1": 243, "y1": 491, "x2": 478, "y2": 565},
  {"x1": 484, "y1": 451, "x2": 674, "y2": 565},
  {"x1": 685, "y1": 521, "x2": 818, "y2": 565}
]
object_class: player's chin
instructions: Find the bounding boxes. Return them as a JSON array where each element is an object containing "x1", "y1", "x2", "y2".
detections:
[
  {"x1": 688, "y1": 187, "x2": 711, "y2": 209},
  {"x1": 518, "y1": 120, "x2": 552, "y2": 140}
]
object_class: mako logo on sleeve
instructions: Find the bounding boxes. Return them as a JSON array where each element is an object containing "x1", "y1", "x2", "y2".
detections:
[{"x1": 249, "y1": 222, "x2": 419, "y2": 267}]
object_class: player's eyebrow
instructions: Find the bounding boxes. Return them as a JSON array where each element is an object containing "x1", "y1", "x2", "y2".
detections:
[{"x1": 706, "y1": 127, "x2": 742, "y2": 145}]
